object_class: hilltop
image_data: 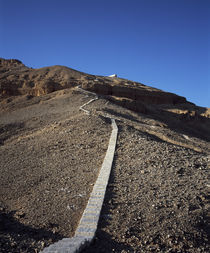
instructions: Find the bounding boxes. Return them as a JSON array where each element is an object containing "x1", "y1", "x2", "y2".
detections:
[
  {"x1": 0, "y1": 58, "x2": 209, "y2": 145},
  {"x1": 0, "y1": 58, "x2": 209, "y2": 252}
]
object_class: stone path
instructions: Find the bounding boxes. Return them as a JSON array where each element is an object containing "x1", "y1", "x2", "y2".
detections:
[{"x1": 41, "y1": 89, "x2": 118, "y2": 253}]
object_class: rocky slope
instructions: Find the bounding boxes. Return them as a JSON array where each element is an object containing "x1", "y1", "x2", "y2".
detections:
[
  {"x1": 0, "y1": 58, "x2": 209, "y2": 252},
  {"x1": 0, "y1": 58, "x2": 191, "y2": 106},
  {"x1": 0, "y1": 58, "x2": 209, "y2": 143},
  {"x1": 0, "y1": 58, "x2": 86, "y2": 97}
]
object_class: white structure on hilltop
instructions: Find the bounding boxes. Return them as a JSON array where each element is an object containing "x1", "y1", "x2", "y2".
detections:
[{"x1": 108, "y1": 74, "x2": 117, "y2": 78}]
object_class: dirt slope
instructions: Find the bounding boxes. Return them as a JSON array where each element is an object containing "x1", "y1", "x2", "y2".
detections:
[
  {"x1": 0, "y1": 58, "x2": 209, "y2": 252},
  {"x1": 1, "y1": 58, "x2": 209, "y2": 142}
]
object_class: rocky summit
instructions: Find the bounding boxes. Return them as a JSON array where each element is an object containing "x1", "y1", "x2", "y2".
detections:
[{"x1": 0, "y1": 58, "x2": 209, "y2": 252}]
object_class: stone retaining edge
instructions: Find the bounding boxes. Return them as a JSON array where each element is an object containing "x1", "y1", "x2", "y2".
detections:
[
  {"x1": 41, "y1": 95, "x2": 118, "y2": 253},
  {"x1": 79, "y1": 98, "x2": 98, "y2": 115}
]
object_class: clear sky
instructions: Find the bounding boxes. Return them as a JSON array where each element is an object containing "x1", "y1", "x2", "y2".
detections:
[{"x1": 0, "y1": 0, "x2": 209, "y2": 107}]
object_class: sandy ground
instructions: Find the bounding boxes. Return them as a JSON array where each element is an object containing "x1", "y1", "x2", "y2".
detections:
[{"x1": 0, "y1": 89, "x2": 209, "y2": 252}]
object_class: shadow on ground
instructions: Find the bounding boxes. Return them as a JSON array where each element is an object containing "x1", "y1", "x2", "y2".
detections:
[
  {"x1": 83, "y1": 123, "x2": 209, "y2": 252},
  {"x1": 103, "y1": 106, "x2": 210, "y2": 145},
  {"x1": 83, "y1": 156, "x2": 134, "y2": 253},
  {"x1": 0, "y1": 209, "x2": 63, "y2": 253}
]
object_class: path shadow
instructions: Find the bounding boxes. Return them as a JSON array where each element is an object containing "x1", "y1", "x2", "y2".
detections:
[
  {"x1": 103, "y1": 108, "x2": 142, "y2": 124},
  {"x1": 0, "y1": 122, "x2": 25, "y2": 145},
  {"x1": 192, "y1": 195, "x2": 210, "y2": 249},
  {"x1": 82, "y1": 157, "x2": 134, "y2": 253},
  {"x1": 83, "y1": 120, "x2": 209, "y2": 252},
  {"x1": 103, "y1": 103, "x2": 210, "y2": 143},
  {"x1": 0, "y1": 209, "x2": 63, "y2": 253},
  {"x1": 150, "y1": 106, "x2": 210, "y2": 142}
]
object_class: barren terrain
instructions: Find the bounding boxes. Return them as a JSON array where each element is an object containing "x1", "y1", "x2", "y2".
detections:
[
  {"x1": 0, "y1": 58, "x2": 209, "y2": 252},
  {"x1": 0, "y1": 90, "x2": 111, "y2": 252}
]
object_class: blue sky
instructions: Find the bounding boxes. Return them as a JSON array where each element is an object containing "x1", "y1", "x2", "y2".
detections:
[{"x1": 0, "y1": 0, "x2": 209, "y2": 107}]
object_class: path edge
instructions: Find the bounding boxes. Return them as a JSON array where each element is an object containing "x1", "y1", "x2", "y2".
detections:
[{"x1": 41, "y1": 119, "x2": 118, "y2": 253}]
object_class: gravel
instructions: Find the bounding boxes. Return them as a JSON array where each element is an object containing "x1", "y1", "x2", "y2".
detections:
[
  {"x1": 84, "y1": 123, "x2": 209, "y2": 253},
  {"x1": 0, "y1": 89, "x2": 209, "y2": 252},
  {"x1": 0, "y1": 90, "x2": 111, "y2": 252}
]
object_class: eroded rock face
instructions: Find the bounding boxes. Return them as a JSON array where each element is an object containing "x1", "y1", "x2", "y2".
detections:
[
  {"x1": 0, "y1": 58, "x2": 186, "y2": 106},
  {"x1": 0, "y1": 58, "x2": 24, "y2": 70},
  {"x1": 0, "y1": 58, "x2": 187, "y2": 108},
  {"x1": 0, "y1": 58, "x2": 86, "y2": 98},
  {"x1": 0, "y1": 58, "x2": 209, "y2": 126},
  {"x1": 0, "y1": 80, "x2": 19, "y2": 96},
  {"x1": 81, "y1": 81, "x2": 186, "y2": 105},
  {"x1": 18, "y1": 79, "x2": 62, "y2": 96},
  {"x1": 106, "y1": 96, "x2": 147, "y2": 114}
]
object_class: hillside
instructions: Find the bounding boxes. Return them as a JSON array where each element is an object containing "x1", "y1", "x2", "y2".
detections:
[
  {"x1": 0, "y1": 58, "x2": 209, "y2": 252},
  {"x1": 0, "y1": 58, "x2": 209, "y2": 146}
]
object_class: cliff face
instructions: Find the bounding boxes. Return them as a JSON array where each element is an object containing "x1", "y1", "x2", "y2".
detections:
[
  {"x1": 80, "y1": 78, "x2": 187, "y2": 114},
  {"x1": 0, "y1": 58, "x2": 209, "y2": 141},
  {"x1": 0, "y1": 58, "x2": 86, "y2": 97},
  {"x1": 81, "y1": 79, "x2": 187, "y2": 104},
  {"x1": 0, "y1": 57, "x2": 186, "y2": 106}
]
